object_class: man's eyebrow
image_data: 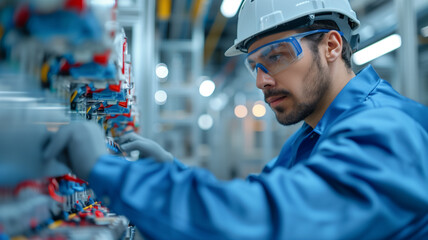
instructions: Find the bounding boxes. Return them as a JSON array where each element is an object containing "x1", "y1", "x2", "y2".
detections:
[{"x1": 261, "y1": 45, "x2": 276, "y2": 57}]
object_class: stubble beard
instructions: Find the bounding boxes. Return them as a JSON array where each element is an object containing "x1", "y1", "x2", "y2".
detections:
[{"x1": 272, "y1": 56, "x2": 331, "y2": 126}]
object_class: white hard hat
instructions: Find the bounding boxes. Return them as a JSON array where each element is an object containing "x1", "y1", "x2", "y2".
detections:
[{"x1": 225, "y1": 0, "x2": 360, "y2": 57}]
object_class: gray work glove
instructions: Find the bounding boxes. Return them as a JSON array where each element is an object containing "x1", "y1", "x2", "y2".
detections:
[
  {"x1": 117, "y1": 132, "x2": 173, "y2": 162},
  {"x1": 43, "y1": 122, "x2": 108, "y2": 181}
]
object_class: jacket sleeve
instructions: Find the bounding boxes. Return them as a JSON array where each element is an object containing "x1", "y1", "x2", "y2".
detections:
[{"x1": 88, "y1": 108, "x2": 428, "y2": 240}]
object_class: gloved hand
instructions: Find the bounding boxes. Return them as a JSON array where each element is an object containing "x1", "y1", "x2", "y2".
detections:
[
  {"x1": 116, "y1": 132, "x2": 173, "y2": 162},
  {"x1": 43, "y1": 122, "x2": 107, "y2": 181}
]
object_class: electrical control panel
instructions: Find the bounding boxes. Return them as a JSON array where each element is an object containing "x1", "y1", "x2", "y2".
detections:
[{"x1": 0, "y1": 0, "x2": 139, "y2": 239}]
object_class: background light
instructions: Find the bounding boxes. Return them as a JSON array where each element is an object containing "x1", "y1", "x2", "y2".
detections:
[
  {"x1": 91, "y1": 0, "x2": 115, "y2": 6},
  {"x1": 234, "y1": 105, "x2": 248, "y2": 118},
  {"x1": 209, "y1": 93, "x2": 228, "y2": 111},
  {"x1": 422, "y1": 26, "x2": 428, "y2": 38},
  {"x1": 252, "y1": 103, "x2": 266, "y2": 117},
  {"x1": 198, "y1": 114, "x2": 214, "y2": 130},
  {"x1": 118, "y1": 0, "x2": 133, "y2": 7},
  {"x1": 156, "y1": 63, "x2": 169, "y2": 79},
  {"x1": 199, "y1": 79, "x2": 215, "y2": 97},
  {"x1": 220, "y1": 0, "x2": 243, "y2": 18},
  {"x1": 154, "y1": 90, "x2": 167, "y2": 105},
  {"x1": 352, "y1": 34, "x2": 402, "y2": 65}
]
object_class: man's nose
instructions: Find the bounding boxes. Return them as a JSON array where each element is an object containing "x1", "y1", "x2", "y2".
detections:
[{"x1": 255, "y1": 64, "x2": 275, "y2": 89}]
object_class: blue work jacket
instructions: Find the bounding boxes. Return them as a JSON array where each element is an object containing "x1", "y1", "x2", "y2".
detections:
[{"x1": 90, "y1": 65, "x2": 428, "y2": 240}]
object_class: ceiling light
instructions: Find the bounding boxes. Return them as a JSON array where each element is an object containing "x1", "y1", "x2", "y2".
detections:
[
  {"x1": 220, "y1": 0, "x2": 243, "y2": 18},
  {"x1": 352, "y1": 34, "x2": 402, "y2": 66}
]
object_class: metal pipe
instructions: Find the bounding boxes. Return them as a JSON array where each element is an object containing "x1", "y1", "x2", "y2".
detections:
[{"x1": 395, "y1": 0, "x2": 419, "y2": 101}]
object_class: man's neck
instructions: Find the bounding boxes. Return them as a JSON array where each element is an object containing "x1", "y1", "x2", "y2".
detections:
[{"x1": 305, "y1": 65, "x2": 356, "y2": 129}]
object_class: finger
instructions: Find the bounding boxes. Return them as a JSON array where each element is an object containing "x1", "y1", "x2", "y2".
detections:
[
  {"x1": 120, "y1": 141, "x2": 143, "y2": 153},
  {"x1": 43, "y1": 125, "x2": 72, "y2": 161},
  {"x1": 139, "y1": 152, "x2": 152, "y2": 159},
  {"x1": 116, "y1": 132, "x2": 139, "y2": 144},
  {"x1": 160, "y1": 151, "x2": 174, "y2": 162}
]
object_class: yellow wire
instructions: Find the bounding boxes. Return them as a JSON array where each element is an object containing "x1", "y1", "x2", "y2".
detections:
[
  {"x1": 11, "y1": 237, "x2": 28, "y2": 240},
  {"x1": 191, "y1": 0, "x2": 206, "y2": 22},
  {"x1": 48, "y1": 220, "x2": 64, "y2": 230},
  {"x1": 68, "y1": 213, "x2": 76, "y2": 220},
  {"x1": 70, "y1": 90, "x2": 78, "y2": 103},
  {"x1": 40, "y1": 62, "x2": 50, "y2": 84},
  {"x1": 157, "y1": 0, "x2": 171, "y2": 20}
]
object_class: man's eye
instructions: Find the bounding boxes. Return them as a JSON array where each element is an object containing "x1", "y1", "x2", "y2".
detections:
[
  {"x1": 267, "y1": 54, "x2": 282, "y2": 63},
  {"x1": 249, "y1": 63, "x2": 257, "y2": 71}
]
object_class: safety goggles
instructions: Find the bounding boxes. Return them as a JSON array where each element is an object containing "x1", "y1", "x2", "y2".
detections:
[{"x1": 244, "y1": 29, "x2": 342, "y2": 79}]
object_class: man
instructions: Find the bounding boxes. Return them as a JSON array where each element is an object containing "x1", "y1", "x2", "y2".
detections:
[{"x1": 45, "y1": 0, "x2": 428, "y2": 239}]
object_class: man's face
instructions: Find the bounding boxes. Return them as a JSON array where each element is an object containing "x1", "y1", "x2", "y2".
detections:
[{"x1": 247, "y1": 30, "x2": 331, "y2": 126}]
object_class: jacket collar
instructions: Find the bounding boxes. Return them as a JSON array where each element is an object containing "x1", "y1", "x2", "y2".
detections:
[{"x1": 312, "y1": 65, "x2": 381, "y2": 135}]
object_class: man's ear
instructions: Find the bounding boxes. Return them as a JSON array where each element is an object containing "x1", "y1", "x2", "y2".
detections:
[{"x1": 325, "y1": 31, "x2": 343, "y2": 63}]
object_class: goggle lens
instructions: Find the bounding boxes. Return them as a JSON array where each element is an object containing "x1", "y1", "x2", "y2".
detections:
[
  {"x1": 245, "y1": 38, "x2": 302, "y2": 78},
  {"x1": 244, "y1": 30, "x2": 338, "y2": 79}
]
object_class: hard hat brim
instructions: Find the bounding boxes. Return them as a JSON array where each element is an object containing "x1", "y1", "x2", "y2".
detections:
[{"x1": 224, "y1": 43, "x2": 244, "y2": 57}]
